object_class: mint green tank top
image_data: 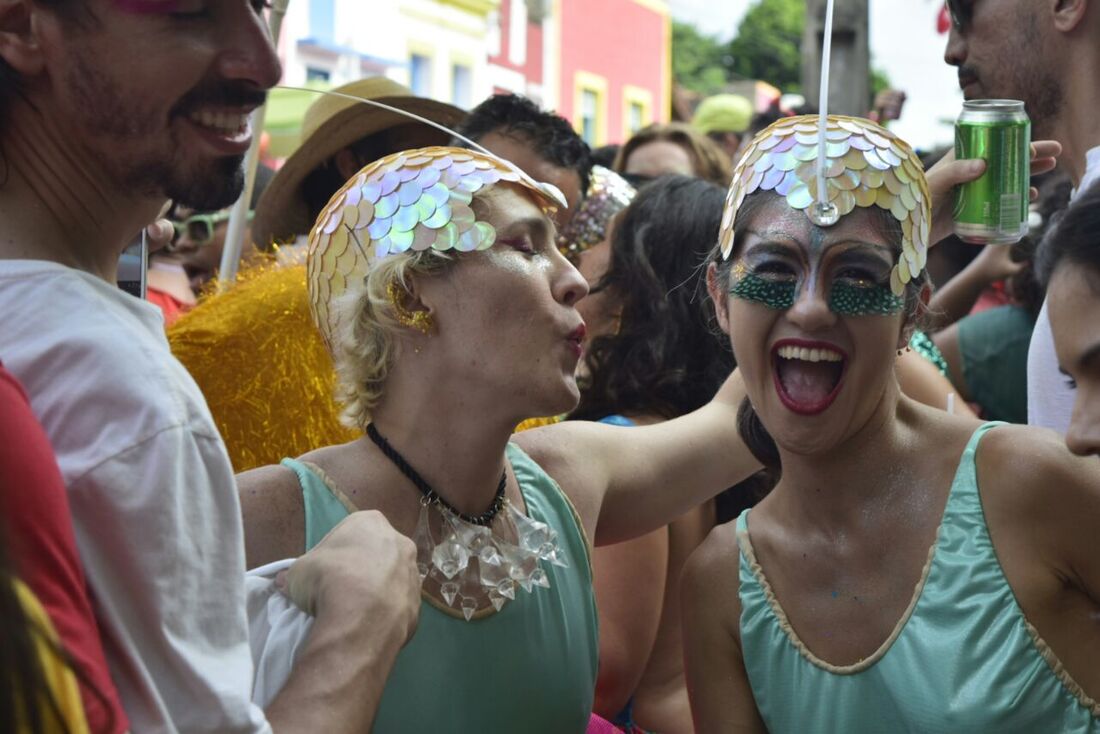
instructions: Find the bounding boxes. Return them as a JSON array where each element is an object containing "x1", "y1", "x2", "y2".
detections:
[
  {"x1": 281, "y1": 442, "x2": 599, "y2": 733},
  {"x1": 736, "y1": 422, "x2": 1100, "y2": 732}
]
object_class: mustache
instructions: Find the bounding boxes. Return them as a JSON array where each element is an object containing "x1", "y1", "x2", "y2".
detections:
[
  {"x1": 957, "y1": 66, "x2": 980, "y2": 86},
  {"x1": 172, "y1": 81, "x2": 268, "y2": 116}
]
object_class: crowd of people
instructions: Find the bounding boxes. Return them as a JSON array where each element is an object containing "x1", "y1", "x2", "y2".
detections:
[{"x1": 0, "y1": 0, "x2": 1097, "y2": 732}]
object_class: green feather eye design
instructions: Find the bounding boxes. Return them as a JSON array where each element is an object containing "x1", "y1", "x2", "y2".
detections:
[
  {"x1": 828, "y1": 280, "x2": 905, "y2": 316},
  {"x1": 729, "y1": 270, "x2": 797, "y2": 311}
]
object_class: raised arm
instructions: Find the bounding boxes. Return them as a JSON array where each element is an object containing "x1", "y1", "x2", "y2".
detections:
[
  {"x1": 517, "y1": 370, "x2": 759, "y2": 546},
  {"x1": 681, "y1": 527, "x2": 766, "y2": 734}
]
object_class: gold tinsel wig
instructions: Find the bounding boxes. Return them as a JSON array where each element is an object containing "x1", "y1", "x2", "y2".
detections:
[{"x1": 168, "y1": 262, "x2": 356, "y2": 472}]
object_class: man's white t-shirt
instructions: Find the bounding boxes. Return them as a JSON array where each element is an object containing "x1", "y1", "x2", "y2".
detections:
[
  {"x1": 0, "y1": 261, "x2": 270, "y2": 733},
  {"x1": 1026, "y1": 146, "x2": 1100, "y2": 432}
]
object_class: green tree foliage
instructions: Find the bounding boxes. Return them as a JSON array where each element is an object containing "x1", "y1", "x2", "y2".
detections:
[
  {"x1": 870, "y1": 67, "x2": 891, "y2": 98},
  {"x1": 671, "y1": 20, "x2": 730, "y2": 96},
  {"x1": 673, "y1": 0, "x2": 892, "y2": 108},
  {"x1": 725, "y1": 0, "x2": 806, "y2": 93}
]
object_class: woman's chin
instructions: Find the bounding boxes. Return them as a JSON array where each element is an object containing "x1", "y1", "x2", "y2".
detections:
[
  {"x1": 763, "y1": 405, "x2": 852, "y2": 457},
  {"x1": 522, "y1": 379, "x2": 580, "y2": 422}
]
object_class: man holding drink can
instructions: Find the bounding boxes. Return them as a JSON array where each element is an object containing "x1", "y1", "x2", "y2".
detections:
[{"x1": 944, "y1": 0, "x2": 1100, "y2": 433}]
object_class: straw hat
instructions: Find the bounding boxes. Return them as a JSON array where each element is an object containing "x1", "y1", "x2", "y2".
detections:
[{"x1": 253, "y1": 77, "x2": 465, "y2": 247}]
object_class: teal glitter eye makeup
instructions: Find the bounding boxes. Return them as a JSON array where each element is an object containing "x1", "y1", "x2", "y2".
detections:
[
  {"x1": 730, "y1": 270, "x2": 797, "y2": 311},
  {"x1": 828, "y1": 280, "x2": 906, "y2": 316}
]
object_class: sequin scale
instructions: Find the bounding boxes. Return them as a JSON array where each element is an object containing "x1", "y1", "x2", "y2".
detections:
[
  {"x1": 719, "y1": 115, "x2": 932, "y2": 296},
  {"x1": 307, "y1": 146, "x2": 567, "y2": 352},
  {"x1": 557, "y1": 165, "x2": 636, "y2": 263}
]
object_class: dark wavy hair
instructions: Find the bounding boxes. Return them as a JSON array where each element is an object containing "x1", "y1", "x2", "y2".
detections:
[
  {"x1": 1036, "y1": 180, "x2": 1100, "y2": 290},
  {"x1": 454, "y1": 94, "x2": 593, "y2": 195},
  {"x1": 572, "y1": 176, "x2": 734, "y2": 421}
]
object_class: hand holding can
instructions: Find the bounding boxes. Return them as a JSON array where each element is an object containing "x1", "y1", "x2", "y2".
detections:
[{"x1": 953, "y1": 100, "x2": 1031, "y2": 245}]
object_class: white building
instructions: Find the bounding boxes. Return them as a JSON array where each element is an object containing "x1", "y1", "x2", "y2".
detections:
[{"x1": 276, "y1": 0, "x2": 502, "y2": 111}]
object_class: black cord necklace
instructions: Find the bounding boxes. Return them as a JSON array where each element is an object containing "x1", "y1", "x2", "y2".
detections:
[{"x1": 366, "y1": 422, "x2": 507, "y2": 526}]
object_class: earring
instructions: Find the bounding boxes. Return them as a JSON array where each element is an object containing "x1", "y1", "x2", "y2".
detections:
[{"x1": 387, "y1": 281, "x2": 433, "y2": 336}]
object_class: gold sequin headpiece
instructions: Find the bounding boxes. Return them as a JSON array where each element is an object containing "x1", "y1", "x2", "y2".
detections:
[
  {"x1": 307, "y1": 146, "x2": 567, "y2": 352},
  {"x1": 718, "y1": 115, "x2": 931, "y2": 296}
]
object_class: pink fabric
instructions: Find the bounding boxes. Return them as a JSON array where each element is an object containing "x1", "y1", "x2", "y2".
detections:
[{"x1": 587, "y1": 713, "x2": 622, "y2": 733}]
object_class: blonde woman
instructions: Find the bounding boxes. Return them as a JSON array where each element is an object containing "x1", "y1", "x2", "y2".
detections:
[{"x1": 238, "y1": 147, "x2": 758, "y2": 733}]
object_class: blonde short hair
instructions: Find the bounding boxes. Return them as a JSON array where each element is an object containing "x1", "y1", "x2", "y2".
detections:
[{"x1": 330, "y1": 249, "x2": 452, "y2": 430}]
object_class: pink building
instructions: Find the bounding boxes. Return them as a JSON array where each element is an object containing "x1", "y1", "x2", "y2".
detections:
[{"x1": 488, "y1": 0, "x2": 670, "y2": 148}]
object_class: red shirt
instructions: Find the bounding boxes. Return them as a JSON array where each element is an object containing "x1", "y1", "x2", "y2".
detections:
[
  {"x1": 145, "y1": 286, "x2": 190, "y2": 327},
  {"x1": 0, "y1": 363, "x2": 129, "y2": 734}
]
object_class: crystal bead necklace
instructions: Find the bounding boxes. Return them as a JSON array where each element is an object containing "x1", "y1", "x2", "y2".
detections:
[{"x1": 366, "y1": 423, "x2": 569, "y2": 620}]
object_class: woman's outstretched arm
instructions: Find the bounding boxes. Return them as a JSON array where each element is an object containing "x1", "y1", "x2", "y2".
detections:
[{"x1": 516, "y1": 370, "x2": 760, "y2": 546}]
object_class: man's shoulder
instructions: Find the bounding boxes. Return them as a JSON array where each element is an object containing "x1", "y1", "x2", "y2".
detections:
[{"x1": 0, "y1": 264, "x2": 221, "y2": 474}]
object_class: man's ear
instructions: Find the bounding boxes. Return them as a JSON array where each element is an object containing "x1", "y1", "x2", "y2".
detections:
[
  {"x1": 0, "y1": 0, "x2": 46, "y2": 78},
  {"x1": 706, "y1": 262, "x2": 732, "y2": 335},
  {"x1": 1051, "y1": 0, "x2": 1090, "y2": 32}
]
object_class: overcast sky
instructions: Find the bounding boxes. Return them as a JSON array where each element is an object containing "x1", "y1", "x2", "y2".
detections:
[{"x1": 667, "y1": 0, "x2": 962, "y2": 150}]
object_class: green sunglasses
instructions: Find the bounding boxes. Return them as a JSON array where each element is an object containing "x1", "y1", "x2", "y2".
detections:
[{"x1": 171, "y1": 209, "x2": 254, "y2": 246}]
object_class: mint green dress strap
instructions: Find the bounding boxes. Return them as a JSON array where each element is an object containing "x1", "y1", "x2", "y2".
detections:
[
  {"x1": 285, "y1": 442, "x2": 599, "y2": 734},
  {"x1": 279, "y1": 458, "x2": 355, "y2": 549},
  {"x1": 735, "y1": 422, "x2": 1100, "y2": 732}
]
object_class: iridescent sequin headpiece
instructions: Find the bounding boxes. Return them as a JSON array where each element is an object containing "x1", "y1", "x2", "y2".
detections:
[
  {"x1": 557, "y1": 166, "x2": 636, "y2": 263},
  {"x1": 718, "y1": 114, "x2": 931, "y2": 297},
  {"x1": 307, "y1": 145, "x2": 567, "y2": 352}
]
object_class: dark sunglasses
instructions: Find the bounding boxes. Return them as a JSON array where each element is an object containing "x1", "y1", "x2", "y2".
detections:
[{"x1": 945, "y1": 0, "x2": 974, "y2": 31}]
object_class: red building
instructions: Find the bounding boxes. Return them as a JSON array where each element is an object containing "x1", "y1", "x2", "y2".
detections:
[{"x1": 488, "y1": 0, "x2": 670, "y2": 147}]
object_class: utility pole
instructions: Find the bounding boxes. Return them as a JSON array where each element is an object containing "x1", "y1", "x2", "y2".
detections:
[{"x1": 801, "y1": 0, "x2": 870, "y2": 116}]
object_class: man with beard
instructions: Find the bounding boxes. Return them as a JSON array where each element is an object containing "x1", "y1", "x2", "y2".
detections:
[
  {"x1": 0, "y1": 1, "x2": 420, "y2": 731},
  {"x1": 944, "y1": 0, "x2": 1100, "y2": 433}
]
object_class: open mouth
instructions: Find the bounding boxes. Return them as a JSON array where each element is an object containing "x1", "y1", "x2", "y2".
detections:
[
  {"x1": 183, "y1": 108, "x2": 254, "y2": 151},
  {"x1": 772, "y1": 340, "x2": 847, "y2": 416}
]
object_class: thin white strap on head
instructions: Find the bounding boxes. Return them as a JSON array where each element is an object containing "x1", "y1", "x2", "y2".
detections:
[
  {"x1": 275, "y1": 85, "x2": 496, "y2": 158},
  {"x1": 811, "y1": 0, "x2": 840, "y2": 227}
]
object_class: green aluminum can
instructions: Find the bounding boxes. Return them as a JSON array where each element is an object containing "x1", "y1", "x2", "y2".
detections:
[{"x1": 953, "y1": 100, "x2": 1031, "y2": 245}]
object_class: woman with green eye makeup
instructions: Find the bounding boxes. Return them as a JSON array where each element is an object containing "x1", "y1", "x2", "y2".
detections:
[
  {"x1": 235, "y1": 147, "x2": 764, "y2": 734},
  {"x1": 684, "y1": 116, "x2": 1100, "y2": 733}
]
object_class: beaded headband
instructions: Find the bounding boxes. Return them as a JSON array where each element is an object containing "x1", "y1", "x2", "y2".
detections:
[
  {"x1": 718, "y1": 114, "x2": 931, "y2": 297},
  {"x1": 306, "y1": 145, "x2": 567, "y2": 352},
  {"x1": 557, "y1": 165, "x2": 636, "y2": 263}
]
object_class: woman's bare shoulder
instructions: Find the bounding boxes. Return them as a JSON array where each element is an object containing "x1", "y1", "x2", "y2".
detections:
[
  {"x1": 237, "y1": 462, "x2": 307, "y2": 569},
  {"x1": 976, "y1": 423, "x2": 1100, "y2": 505},
  {"x1": 683, "y1": 520, "x2": 744, "y2": 623}
]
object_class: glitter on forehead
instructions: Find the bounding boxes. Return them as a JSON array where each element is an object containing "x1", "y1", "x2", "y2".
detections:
[
  {"x1": 718, "y1": 115, "x2": 931, "y2": 297},
  {"x1": 307, "y1": 145, "x2": 565, "y2": 353},
  {"x1": 557, "y1": 166, "x2": 636, "y2": 262}
]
